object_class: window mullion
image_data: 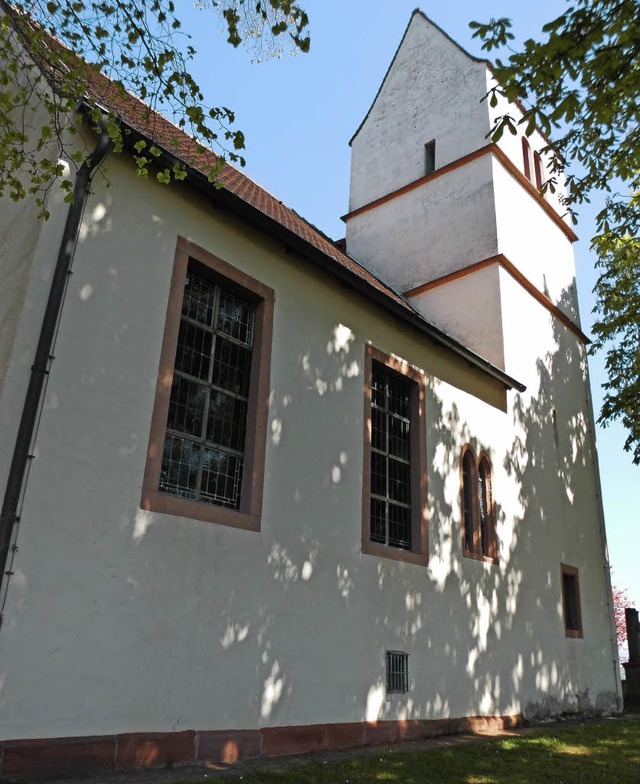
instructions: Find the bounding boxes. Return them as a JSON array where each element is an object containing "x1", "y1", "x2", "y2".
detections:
[
  {"x1": 195, "y1": 284, "x2": 221, "y2": 501},
  {"x1": 208, "y1": 285, "x2": 221, "y2": 386},
  {"x1": 472, "y1": 462, "x2": 480, "y2": 555},
  {"x1": 172, "y1": 369, "x2": 249, "y2": 404}
]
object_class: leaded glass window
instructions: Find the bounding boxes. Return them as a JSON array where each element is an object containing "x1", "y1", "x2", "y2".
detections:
[
  {"x1": 462, "y1": 450, "x2": 476, "y2": 552},
  {"x1": 479, "y1": 458, "x2": 491, "y2": 557},
  {"x1": 461, "y1": 448, "x2": 497, "y2": 562},
  {"x1": 160, "y1": 266, "x2": 255, "y2": 509},
  {"x1": 370, "y1": 364, "x2": 412, "y2": 550}
]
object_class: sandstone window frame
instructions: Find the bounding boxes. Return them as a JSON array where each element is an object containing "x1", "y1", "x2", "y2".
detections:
[
  {"x1": 460, "y1": 445, "x2": 498, "y2": 564},
  {"x1": 140, "y1": 237, "x2": 274, "y2": 532},
  {"x1": 361, "y1": 344, "x2": 428, "y2": 566}
]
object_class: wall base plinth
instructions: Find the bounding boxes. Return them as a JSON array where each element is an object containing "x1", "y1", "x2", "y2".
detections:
[{"x1": 0, "y1": 716, "x2": 523, "y2": 780}]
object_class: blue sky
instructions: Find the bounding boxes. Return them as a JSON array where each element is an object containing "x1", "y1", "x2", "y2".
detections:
[{"x1": 179, "y1": 1, "x2": 639, "y2": 607}]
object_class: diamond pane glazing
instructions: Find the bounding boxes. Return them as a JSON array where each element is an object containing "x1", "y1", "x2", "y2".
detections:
[
  {"x1": 167, "y1": 375, "x2": 206, "y2": 438},
  {"x1": 175, "y1": 321, "x2": 212, "y2": 381},
  {"x1": 160, "y1": 435, "x2": 199, "y2": 499},
  {"x1": 212, "y1": 337, "x2": 252, "y2": 396},
  {"x1": 217, "y1": 290, "x2": 254, "y2": 344},
  {"x1": 206, "y1": 391, "x2": 248, "y2": 451},
  {"x1": 200, "y1": 447, "x2": 244, "y2": 509},
  {"x1": 388, "y1": 503, "x2": 411, "y2": 549},
  {"x1": 370, "y1": 498, "x2": 386, "y2": 544},
  {"x1": 182, "y1": 269, "x2": 216, "y2": 327}
]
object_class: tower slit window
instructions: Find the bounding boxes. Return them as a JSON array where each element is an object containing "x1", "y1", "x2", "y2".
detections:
[
  {"x1": 561, "y1": 564, "x2": 583, "y2": 638},
  {"x1": 424, "y1": 140, "x2": 436, "y2": 175}
]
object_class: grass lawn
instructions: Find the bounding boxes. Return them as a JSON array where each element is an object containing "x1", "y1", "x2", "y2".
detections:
[{"x1": 205, "y1": 719, "x2": 640, "y2": 783}]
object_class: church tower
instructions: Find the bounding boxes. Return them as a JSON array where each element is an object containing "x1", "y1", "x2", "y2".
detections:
[{"x1": 344, "y1": 10, "x2": 585, "y2": 374}]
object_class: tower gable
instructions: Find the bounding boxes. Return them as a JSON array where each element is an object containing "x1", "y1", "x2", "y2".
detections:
[{"x1": 349, "y1": 10, "x2": 491, "y2": 212}]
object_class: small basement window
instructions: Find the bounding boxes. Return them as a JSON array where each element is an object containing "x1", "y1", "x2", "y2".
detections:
[{"x1": 386, "y1": 651, "x2": 409, "y2": 694}]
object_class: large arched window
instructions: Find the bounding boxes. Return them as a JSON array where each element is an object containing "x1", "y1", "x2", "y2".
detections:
[{"x1": 461, "y1": 447, "x2": 497, "y2": 562}]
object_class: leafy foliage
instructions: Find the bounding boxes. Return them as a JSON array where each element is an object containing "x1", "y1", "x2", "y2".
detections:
[
  {"x1": 470, "y1": 1, "x2": 640, "y2": 463},
  {"x1": 0, "y1": 0, "x2": 308, "y2": 216},
  {"x1": 612, "y1": 582, "x2": 631, "y2": 650},
  {"x1": 199, "y1": 1, "x2": 309, "y2": 56}
]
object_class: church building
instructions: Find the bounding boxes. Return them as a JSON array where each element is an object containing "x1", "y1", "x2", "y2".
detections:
[{"x1": 0, "y1": 9, "x2": 621, "y2": 779}]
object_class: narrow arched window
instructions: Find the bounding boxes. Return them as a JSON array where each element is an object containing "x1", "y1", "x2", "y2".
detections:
[
  {"x1": 461, "y1": 448, "x2": 477, "y2": 553},
  {"x1": 478, "y1": 456, "x2": 494, "y2": 558},
  {"x1": 533, "y1": 151, "x2": 543, "y2": 190},
  {"x1": 522, "y1": 137, "x2": 532, "y2": 181},
  {"x1": 461, "y1": 448, "x2": 497, "y2": 562}
]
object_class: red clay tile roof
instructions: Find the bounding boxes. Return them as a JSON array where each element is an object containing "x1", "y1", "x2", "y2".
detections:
[
  {"x1": 23, "y1": 18, "x2": 523, "y2": 391},
  {"x1": 83, "y1": 69, "x2": 417, "y2": 312},
  {"x1": 80, "y1": 66, "x2": 523, "y2": 391}
]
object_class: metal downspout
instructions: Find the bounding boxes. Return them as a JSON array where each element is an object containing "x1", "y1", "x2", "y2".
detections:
[{"x1": 0, "y1": 129, "x2": 112, "y2": 614}]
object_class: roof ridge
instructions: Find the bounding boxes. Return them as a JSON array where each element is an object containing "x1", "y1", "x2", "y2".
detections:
[
  {"x1": 350, "y1": 8, "x2": 488, "y2": 146},
  {"x1": 413, "y1": 9, "x2": 487, "y2": 66}
]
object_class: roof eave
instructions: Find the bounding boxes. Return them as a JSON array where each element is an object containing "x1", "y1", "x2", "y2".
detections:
[
  {"x1": 89, "y1": 108, "x2": 525, "y2": 394},
  {"x1": 184, "y1": 162, "x2": 525, "y2": 393}
]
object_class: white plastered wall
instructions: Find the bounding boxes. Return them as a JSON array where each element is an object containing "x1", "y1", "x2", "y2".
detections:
[
  {"x1": 410, "y1": 264, "x2": 505, "y2": 369},
  {"x1": 0, "y1": 33, "x2": 81, "y2": 509},
  {"x1": 498, "y1": 269, "x2": 619, "y2": 712},
  {"x1": 492, "y1": 158, "x2": 580, "y2": 324},
  {"x1": 347, "y1": 154, "x2": 498, "y2": 293},
  {"x1": 348, "y1": 12, "x2": 490, "y2": 212},
  {"x1": 0, "y1": 165, "x2": 74, "y2": 542},
  {"x1": 346, "y1": 13, "x2": 581, "y2": 369},
  {"x1": 486, "y1": 69, "x2": 567, "y2": 219},
  {"x1": 0, "y1": 150, "x2": 619, "y2": 740}
]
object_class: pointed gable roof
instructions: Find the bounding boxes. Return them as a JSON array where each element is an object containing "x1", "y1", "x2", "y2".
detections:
[{"x1": 349, "y1": 8, "x2": 488, "y2": 146}]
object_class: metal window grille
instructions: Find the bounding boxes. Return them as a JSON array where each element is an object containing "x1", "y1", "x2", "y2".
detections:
[
  {"x1": 370, "y1": 365, "x2": 412, "y2": 550},
  {"x1": 386, "y1": 651, "x2": 409, "y2": 694},
  {"x1": 159, "y1": 266, "x2": 255, "y2": 509}
]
